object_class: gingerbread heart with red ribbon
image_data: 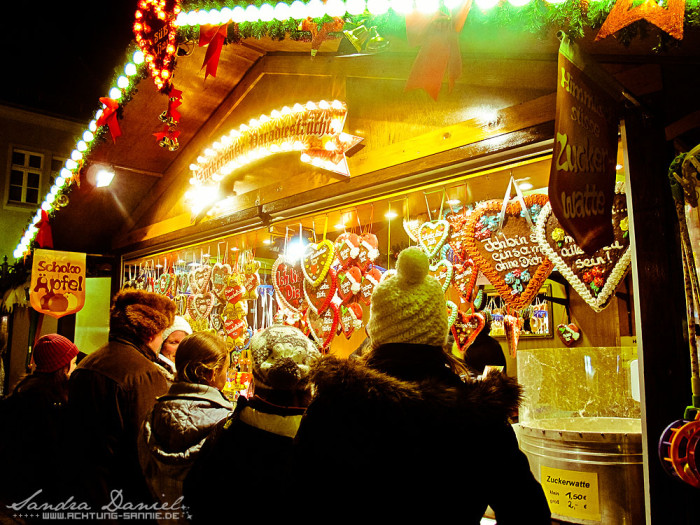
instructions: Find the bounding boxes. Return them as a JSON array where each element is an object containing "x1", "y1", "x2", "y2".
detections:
[
  {"x1": 188, "y1": 264, "x2": 213, "y2": 294},
  {"x1": 307, "y1": 302, "x2": 339, "y2": 350},
  {"x1": 557, "y1": 323, "x2": 582, "y2": 347},
  {"x1": 334, "y1": 232, "x2": 360, "y2": 268},
  {"x1": 359, "y1": 267, "x2": 382, "y2": 305},
  {"x1": 504, "y1": 314, "x2": 524, "y2": 357},
  {"x1": 211, "y1": 262, "x2": 232, "y2": 300},
  {"x1": 357, "y1": 233, "x2": 379, "y2": 272},
  {"x1": 302, "y1": 239, "x2": 335, "y2": 287},
  {"x1": 429, "y1": 259, "x2": 453, "y2": 293},
  {"x1": 451, "y1": 311, "x2": 486, "y2": 353},
  {"x1": 464, "y1": 195, "x2": 553, "y2": 311},
  {"x1": 303, "y1": 268, "x2": 337, "y2": 314},
  {"x1": 272, "y1": 255, "x2": 306, "y2": 314},
  {"x1": 337, "y1": 266, "x2": 363, "y2": 304},
  {"x1": 419, "y1": 220, "x2": 451, "y2": 259}
]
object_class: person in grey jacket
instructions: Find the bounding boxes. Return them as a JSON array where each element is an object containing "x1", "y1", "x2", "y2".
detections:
[{"x1": 138, "y1": 331, "x2": 234, "y2": 518}]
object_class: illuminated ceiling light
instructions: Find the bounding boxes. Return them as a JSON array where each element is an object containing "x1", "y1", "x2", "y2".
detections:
[
  {"x1": 447, "y1": 199, "x2": 461, "y2": 205},
  {"x1": 95, "y1": 167, "x2": 115, "y2": 187},
  {"x1": 109, "y1": 87, "x2": 122, "y2": 100},
  {"x1": 133, "y1": 50, "x2": 145, "y2": 64},
  {"x1": 346, "y1": 0, "x2": 367, "y2": 15},
  {"x1": 368, "y1": 0, "x2": 390, "y2": 14},
  {"x1": 390, "y1": 0, "x2": 414, "y2": 14},
  {"x1": 306, "y1": 0, "x2": 325, "y2": 17},
  {"x1": 263, "y1": 238, "x2": 272, "y2": 245},
  {"x1": 83, "y1": 130, "x2": 94, "y2": 142},
  {"x1": 125, "y1": 63, "x2": 138, "y2": 76},
  {"x1": 475, "y1": 0, "x2": 499, "y2": 9},
  {"x1": 259, "y1": 3, "x2": 275, "y2": 20},
  {"x1": 385, "y1": 210, "x2": 398, "y2": 219},
  {"x1": 289, "y1": 0, "x2": 307, "y2": 18},
  {"x1": 285, "y1": 239, "x2": 308, "y2": 263},
  {"x1": 518, "y1": 182, "x2": 534, "y2": 191}
]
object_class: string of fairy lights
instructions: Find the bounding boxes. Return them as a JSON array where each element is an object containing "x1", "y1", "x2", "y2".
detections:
[{"x1": 11, "y1": 0, "x2": 694, "y2": 259}]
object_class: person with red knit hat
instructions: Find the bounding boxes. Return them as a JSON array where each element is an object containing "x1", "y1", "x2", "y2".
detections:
[{"x1": 0, "y1": 333, "x2": 80, "y2": 507}]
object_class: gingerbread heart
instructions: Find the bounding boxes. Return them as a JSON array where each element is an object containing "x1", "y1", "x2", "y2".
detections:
[
  {"x1": 357, "y1": 233, "x2": 379, "y2": 272},
  {"x1": 557, "y1": 323, "x2": 581, "y2": 347},
  {"x1": 446, "y1": 300, "x2": 458, "y2": 328},
  {"x1": 464, "y1": 195, "x2": 553, "y2": 311},
  {"x1": 303, "y1": 268, "x2": 337, "y2": 314},
  {"x1": 451, "y1": 311, "x2": 486, "y2": 353},
  {"x1": 451, "y1": 260, "x2": 478, "y2": 303},
  {"x1": 272, "y1": 255, "x2": 306, "y2": 313},
  {"x1": 403, "y1": 219, "x2": 421, "y2": 242},
  {"x1": 188, "y1": 264, "x2": 213, "y2": 294},
  {"x1": 188, "y1": 292, "x2": 216, "y2": 321},
  {"x1": 359, "y1": 267, "x2": 382, "y2": 305},
  {"x1": 447, "y1": 212, "x2": 470, "y2": 262},
  {"x1": 224, "y1": 318, "x2": 247, "y2": 340},
  {"x1": 210, "y1": 303, "x2": 224, "y2": 332},
  {"x1": 307, "y1": 302, "x2": 339, "y2": 350},
  {"x1": 334, "y1": 232, "x2": 360, "y2": 268},
  {"x1": 175, "y1": 271, "x2": 189, "y2": 294},
  {"x1": 419, "y1": 220, "x2": 451, "y2": 259},
  {"x1": 535, "y1": 185, "x2": 631, "y2": 313},
  {"x1": 337, "y1": 266, "x2": 363, "y2": 304},
  {"x1": 429, "y1": 259, "x2": 453, "y2": 293},
  {"x1": 211, "y1": 262, "x2": 232, "y2": 300},
  {"x1": 156, "y1": 273, "x2": 173, "y2": 296},
  {"x1": 302, "y1": 239, "x2": 335, "y2": 287},
  {"x1": 339, "y1": 303, "x2": 361, "y2": 339},
  {"x1": 504, "y1": 314, "x2": 524, "y2": 357},
  {"x1": 224, "y1": 281, "x2": 246, "y2": 304}
]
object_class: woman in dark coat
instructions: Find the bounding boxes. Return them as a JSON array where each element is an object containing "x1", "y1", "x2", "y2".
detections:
[{"x1": 294, "y1": 247, "x2": 551, "y2": 523}]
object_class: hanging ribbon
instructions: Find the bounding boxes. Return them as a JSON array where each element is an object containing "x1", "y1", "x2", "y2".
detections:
[
  {"x1": 167, "y1": 87, "x2": 182, "y2": 122},
  {"x1": 199, "y1": 24, "x2": 229, "y2": 79},
  {"x1": 300, "y1": 17, "x2": 345, "y2": 56},
  {"x1": 96, "y1": 97, "x2": 122, "y2": 143},
  {"x1": 497, "y1": 175, "x2": 533, "y2": 231},
  {"x1": 404, "y1": 0, "x2": 472, "y2": 101},
  {"x1": 35, "y1": 209, "x2": 53, "y2": 249}
]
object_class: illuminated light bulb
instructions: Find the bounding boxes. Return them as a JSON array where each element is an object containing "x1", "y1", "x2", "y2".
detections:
[
  {"x1": 289, "y1": 0, "x2": 307, "y2": 18},
  {"x1": 346, "y1": 0, "x2": 367, "y2": 14},
  {"x1": 197, "y1": 156, "x2": 207, "y2": 164},
  {"x1": 244, "y1": 4, "x2": 260, "y2": 21},
  {"x1": 293, "y1": 103, "x2": 305, "y2": 113},
  {"x1": 259, "y1": 114, "x2": 270, "y2": 123},
  {"x1": 270, "y1": 109, "x2": 281, "y2": 119},
  {"x1": 507, "y1": 0, "x2": 530, "y2": 6},
  {"x1": 41, "y1": 201, "x2": 51, "y2": 212},
  {"x1": 544, "y1": 0, "x2": 566, "y2": 3},
  {"x1": 281, "y1": 106, "x2": 292, "y2": 115},
  {"x1": 416, "y1": 0, "x2": 439, "y2": 14},
  {"x1": 229, "y1": 129, "x2": 241, "y2": 138},
  {"x1": 161, "y1": 69, "x2": 170, "y2": 79},
  {"x1": 109, "y1": 87, "x2": 122, "y2": 99},
  {"x1": 263, "y1": 238, "x2": 272, "y2": 245},
  {"x1": 330, "y1": 118, "x2": 343, "y2": 132},
  {"x1": 447, "y1": 199, "x2": 461, "y2": 205},
  {"x1": 65, "y1": 159, "x2": 78, "y2": 170},
  {"x1": 71, "y1": 150, "x2": 82, "y2": 161},
  {"x1": 475, "y1": 0, "x2": 499, "y2": 9},
  {"x1": 196, "y1": 9, "x2": 211, "y2": 26},
  {"x1": 231, "y1": 5, "x2": 246, "y2": 22},
  {"x1": 213, "y1": 141, "x2": 223, "y2": 150},
  {"x1": 306, "y1": 0, "x2": 325, "y2": 17},
  {"x1": 385, "y1": 210, "x2": 398, "y2": 219},
  {"x1": 13, "y1": 248, "x2": 22, "y2": 259},
  {"x1": 174, "y1": 11, "x2": 186, "y2": 26},
  {"x1": 133, "y1": 22, "x2": 143, "y2": 32},
  {"x1": 281, "y1": 141, "x2": 293, "y2": 151},
  {"x1": 133, "y1": 50, "x2": 145, "y2": 64},
  {"x1": 239, "y1": 123, "x2": 249, "y2": 132},
  {"x1": 212, "y1": 173, "x2": 223, "y2": 182},
  {"x1": 325, "y1": 141, "x2": 337, "y2": 151},
  {"x1": 190, "y1": 164, "x2": 200, "y2": 172},
  {"x1": 189, "y1": 177, "x2": 197, "y2": 185},
  {"x1": 269, "y1": 144, "x2": 281, "y2": 153},
  {"x1": 77, "y1": 141, "x2": 88, "y2": 152},
  {"x1": 616, "y1": 164, "x2": 623, "y2": 171},
  {"x1": 306, "y1": 101, "x2": 318, "y2": 110},
  {"x1": 259, "y1": 3, "x2": 275, "y2": 21},
  {"x1": 339, "y1": 132, "x2": 353, "y2": 143},
  {"x1": 46, "y1": 192, "x2": 56, "y2": 205},
  {"x1": 89, "y1": 120, "x2": 97, "y2": 132},
  {"x1": 368, "y1": 0, "x2": 390, "y2": 11},
  {"x1": 56, "y1": 176, "x2": 66, "y2": 187},
  {"x1": 83, "y1": 130, "x2": 94, "y2": 142},
  {"x1": 325, "y1": 0, "x2": 347, "y2": 16},
  {"x1": 518, "y1": 182, "x2": 534, "y2": 190},
  {"x1": 273, "y1": 2, "x2": 291, "y2": 20},
  {"x1": 60, "y1": 168, "x2": 72, "y2": 179},
  {"x1": 117, "y1": 75, "x2": 129, "y2": 89},
  {"x1": 301, "y1": 153, "x2": 312, "y2": 163},
  {"x1": 293, "y1": 141, "x2": 306, "y2": 150},
  {"x1": 318, "y1": 100, "x2": 330, "y2": 109},
  {"x1": 390, "y1": 0, "x2": 413, "y2": 13},
  {"x1": 249, "y1": 118, "x2": 259, "y2": 128},
  {"x1": 221, "y1": 135, "x2": 231, "y2": 146}
]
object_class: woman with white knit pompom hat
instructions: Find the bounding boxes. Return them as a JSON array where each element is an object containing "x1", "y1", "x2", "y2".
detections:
[{"x1": 293, "y1": 246, "x2": 551, "y2": 523}]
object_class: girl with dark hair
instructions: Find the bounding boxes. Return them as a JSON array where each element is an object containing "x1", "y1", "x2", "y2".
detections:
[{"x1": 138, "y1": 331, "x2": 234, "y2": 517}]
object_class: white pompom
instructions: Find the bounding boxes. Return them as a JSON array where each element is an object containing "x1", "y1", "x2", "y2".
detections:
[{"x1": 396, "y1": 246, "x2": 429, "y2": 284}]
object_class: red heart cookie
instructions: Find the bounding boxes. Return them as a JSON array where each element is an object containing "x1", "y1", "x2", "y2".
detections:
[
  {"x1": 224, "y1": 318, "x2": 247, "y2": 340},
  {"x1": 188, "y1": 264, "x2": 212, "y2": 294},
  {"x1": 504, "y1": 314, "x2": 524, "y2": 357},
  {"x1": 272, "y1": 255, "x2": 306, "y2": 313},
  {"x1": 307, "y1": 302, "x2": 339, "y2": 350},
  {"x1": 451, "y1": 311, "x2": 485, "y2": 353},
  {"x1": 535, "y1": 186, "x2": 631, "y2": 313},
  {"x1": 334, "y1": 232, "x2": 360, "y2": 268},
  {"x1": 557, "y1": 323, "x2": 581, "y2": 347},
  {"x1": 302, "y1": 239, "x2": 335, "y2": 287},
  {"x1": 429, "y1": 259, "x2": 453, "y2": 293},
  {"x1": 337, "y1": 266, "x2": 363, "y2": 304},
  {"x1": 357, "y1": 233, "x2": 379, "y2": 272},
  {"x1": 359, "y1": 267, "x2": 382, "y2": 305},
  {"x1": 464, "y1": 195, "x2": 553, "y2": 311},
  {"x1": 303, "y1": 268, "x2": 337, "y2": 314},
  {"x1": 419, "y1": 220, "x2": 450, "y2": 258}
]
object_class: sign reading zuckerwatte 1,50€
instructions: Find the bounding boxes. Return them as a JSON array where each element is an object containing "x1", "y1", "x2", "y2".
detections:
[
  {"x1": 549, "y1": 36, "x2": 619, "y2": 255},
  {"x1": 30, "y1": 249, "x2": 86, "y2": 319}
]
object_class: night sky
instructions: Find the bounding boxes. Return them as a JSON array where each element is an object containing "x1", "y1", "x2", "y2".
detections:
[{"x1": 2, "y1": 1, "x2": 137, "y2": 122}]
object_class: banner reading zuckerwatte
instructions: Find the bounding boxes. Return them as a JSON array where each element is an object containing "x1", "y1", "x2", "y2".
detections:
[
  {"x1": 30, "y1": 248, "x2": 86, "y2": 319},
  {"x1": 549, "y1": 36, "x2": 619, "y2": 255}
]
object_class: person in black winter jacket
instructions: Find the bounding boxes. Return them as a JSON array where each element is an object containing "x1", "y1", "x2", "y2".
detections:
[
  {"x1": 293, "y1": 247, "x2": 551, "y2": 523},
  {"x1": 183, "y1": 325, "x2": 321, "y2": 523},
  {"x1": 0, "y1": 334, "x2": 79, "y2": 509},
  {"x1": 464, "y1": 311, "x2": 507, "y2": 377}
]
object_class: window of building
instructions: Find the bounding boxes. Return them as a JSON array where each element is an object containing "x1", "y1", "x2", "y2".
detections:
[{"x1": 8, "y1": 149, "x2": 43, "y2": 205}]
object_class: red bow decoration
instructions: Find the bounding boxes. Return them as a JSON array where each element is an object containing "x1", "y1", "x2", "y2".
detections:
[
  {"x1": 405, "y1": 0, "x2": 472, "y2": 101},
  {"x1": 35, "y1": 209, "x2": 54, "y2": 249},
  {"x1": 300, "y1": 17, "x2": 345, "y2": 56},
  {"x1": 167, "y1": 88, "x2": 182, "y2": 122},
  {"x1": 96, "y1": 97, "x2": 122, "y2": 143},
  {"x1": 153, "y1": 125, "x2": 181, "y2": 142},
  {"x1": 199, "y1": 24, "x2": 228, "y2": 79}
]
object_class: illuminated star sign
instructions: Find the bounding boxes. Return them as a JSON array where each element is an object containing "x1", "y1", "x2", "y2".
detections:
[{"x1": 190, "y1": 100, "x2": 363, "y2": 187}]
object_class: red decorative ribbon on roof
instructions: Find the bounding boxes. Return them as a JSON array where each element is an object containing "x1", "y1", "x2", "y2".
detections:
[
  {"x1": 96, "y1": 97, "x2": 122, "y2": 143},
  {"x1": 199, "y1": 24, "x2": 228, "y2": 79},
  {"x1": 404, "y1": 0, "x2": 472, "y2": 101},
  {"x1": 35, "y1": 209, "x2": 54, "y2": 249}
]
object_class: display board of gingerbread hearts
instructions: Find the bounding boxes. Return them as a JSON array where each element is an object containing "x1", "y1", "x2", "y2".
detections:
[
  {"x1": 359, "y1": 267, "x2": 382, "y2": 305},
  {"x1": 335, "y1": 232, "x2": 360, "y2": 268},
  {"x1": 535, "y1": 183, "x2": 631, "y2": 313},
  {"x1": 504, "y1": 314, "x2": 524, "y2": 357},
  {"x1": 303, "y1": 268, "x2": 337, "y2": 314},
  {"x1": 211, "y1": 262, "x2": 232, "y2": 300},
  {"x1": 464, "y1": 195, "x2": 553, "y2": 311},
  {"x1": 337, "y1": 266, "x2": 363, "y2": 304},
  {"x1": 557, "y1": 323, "x2": 582, "y2": 346},
  {"x1": 302, "y1": 239, "x2": 335, "y2": 287},
  {"x1": 188, "y1": 264, "x2": 212, "y2": 294},
  {"x1": 357, "y1": 233, "x2": 379, "y2": 272},
  {"x1": 272, "y1": 255, "x2": 306, "y2": 313},
  {"x1": 307, "y1": 302, "x2": 339, "y2": 350},
  {"x1": 451, "y1": 311, "x2": 485, "y2": 353},
  {"x1": 429, "y1": 259, "x2": 453, "y2": 294},
  {"x1": 418, "y1": 220, "x2": 451, "y2": 259}
]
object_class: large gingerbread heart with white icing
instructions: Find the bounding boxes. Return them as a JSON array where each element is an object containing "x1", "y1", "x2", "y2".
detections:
[
  {"x1": 272, "y1": 255, "x2": 306, "y2": 313},
  {"x1": 429, "y1": 259, "x2": 453, "y2": 293},
  {"x1": 303, "y1": 267, "x2": 337, "y2": 314},
  {"x1": 302, "y1": 239, "x2": 335, "y2": 287},
  {"x1": 464, "y1": 195, "x2": 553, "y2": 311},
  {"x1": 451, "y1": 311, "x2": 485, "y2": 353},
  {"x1": 535, "y1": 184, "x2": 631, "y2": 313},
  {"x1": 188, "y1": 264, "x2": 212, "y2": 294},
  {"x1": 418, "y1": 220, "x2": 451, "y2": 259},
  {"x1": 307, "y1": 302, "x2": 339, "y2": 350}
]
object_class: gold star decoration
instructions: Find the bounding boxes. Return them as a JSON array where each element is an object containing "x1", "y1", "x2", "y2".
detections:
[{"x1": 595, "y1": 0, "x2": 686, "y2": 41}]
